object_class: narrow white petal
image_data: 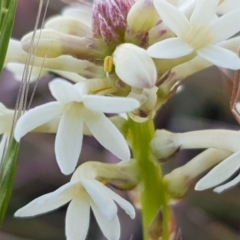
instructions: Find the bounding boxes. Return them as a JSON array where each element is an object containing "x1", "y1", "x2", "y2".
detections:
[
  {"x1": 210, "y1": 8, "x2": 240, "y2": 43},
  {"x1": 236, "y1": 102, "x2": 240, "y2": 114},
  {"x1": 113, "y1": 43, "x2": 157, "y2": 88},
  {"x1": 49, "y1": 79, "x2": 82, "y2": 103},
  {"x1": 197, "y1": 45, "x2": 240, "y2": 70},
  {"x1": 6, "y1": 63, "x2": 47, "y2": 82},
  {"x1": 66, "y1": 198, "x2": 90, "y2": 240},
  {"x1": 55, "y1": 107, "x2": 84, "y2": 175},
  {"x1": 14, "y1": 102, "x2": 62, "y2": 142},
  {"x1": 214, "y1": 173, "x2": 240, "y2": 193},
  {"x1": 82, "y1": 109, "x2": 130, "y2": 160},
  {"x1": 81, "y1": 179, "x2": 117, "y2": 220},
  {"x1": 91, "y1": 202, "x2": 120, "y2": 240},
  {"x1": 190, "y1": 0, "x2": 218, "y2": 25},
  {"x1": 195, "y1": 151, "x2": 240, "y2": 191},
  {"x1": 14, "y1": 181, "x2": 76, "y2": 217},
  {"x1": 147, "y1": 38, "x2": 193, "y2": 59},
  {"x1": 217, "y1": 0, "x2": 240, "y2": 15},
  {"x1": 106, "y1": 188, "x2": 135, "y2": 219},
  {"x1": 83, "y1": 95, "x2": 139, "y2": 113},
  {"x1": 153, "y1": 0, "x2": 189, "y2": 36}
]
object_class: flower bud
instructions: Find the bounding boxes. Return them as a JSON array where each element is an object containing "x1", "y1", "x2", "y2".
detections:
[
  {"x1": 148, "y1": 21, "x2": 175, "y2": 46},
  {"x1": 62, "y1": 5, "x2": 92, "y2": 27},
  {"x1": 128, "y1": 87, "x2": 158, "y2": 122},
  {"x1": 21, "y1": 29, "x2": 64, "y2": 58},
  {"x1": 44, "y1": 16, "x2": 92, "y2": 37},
  {"x1": 150, "y1": 129, "x2": 179, "y2": 161},
  {"x1": 125, "y1": 0, "x2": 160, "y2": 47},
  {"x1": 164, "y1": 168, "x2": 192, "y2": 198},
  {"x1": 113, "y1": 43, "x2": 157, "y2": 88},
  {"x1": 21, "y1": 29, "x2": 109, "y2": 59},
  {"x1": 92, "y1": 0, "x2": 134, "y2": 46},
  {"x1": 127, "y1": 0, "x2": 159, "y2": 33},
  {"x1": 148, "y1": 207, "x2": 181, "y2": 240}
]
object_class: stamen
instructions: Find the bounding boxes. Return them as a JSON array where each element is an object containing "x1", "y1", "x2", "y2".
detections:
[{"x1": 104, "y1": 56, "x2": 113, "y2": 73}]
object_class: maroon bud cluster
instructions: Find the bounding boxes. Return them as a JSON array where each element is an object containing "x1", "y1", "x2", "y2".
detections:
[{"x1": 92, "y1": 0, "x2": 134, "y2": 47}]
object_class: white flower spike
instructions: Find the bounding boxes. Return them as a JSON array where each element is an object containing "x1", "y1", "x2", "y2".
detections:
[
  {"x1": 14, "y1": 79, "x2": 140, "y2": 175},
  {"x1": 147, "y1": 0, "x2": 240, "y2": 70},
  {"x1": 15, "y1": 167, "x2": 135, "y2": 240}
]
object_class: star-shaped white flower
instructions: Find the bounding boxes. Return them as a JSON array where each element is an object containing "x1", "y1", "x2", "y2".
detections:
[
  {"x1": 147, "y1": 0, "x2": 240, "y2": 69},
  {"x1": 15, "y1": 176, "x2": 135, "y2": 240},
  {"x1": 14, "y1": 79, "x2": 140, "y2": 175}
]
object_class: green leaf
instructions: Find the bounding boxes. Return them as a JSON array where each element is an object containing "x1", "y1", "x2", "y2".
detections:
[
  {"x1": 0, "y1": 0, "x2": 18, "y2": 74},
  {"x1": 0, "y1": 0, "x2": 19, "y2": 225},
  {"x1": 0, "y1": 138, "x2": 19, "y2": 225}
]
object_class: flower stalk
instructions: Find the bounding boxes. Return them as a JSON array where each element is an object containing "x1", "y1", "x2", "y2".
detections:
[{"x1": 128, "y1": 117, "x2": 170, "y2": 240}]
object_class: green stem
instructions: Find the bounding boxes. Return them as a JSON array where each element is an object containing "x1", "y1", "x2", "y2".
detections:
[
  {"x1": 129, "y1": 117, "x2": 170, "y2": 240},
  {"x1": 0, "y1": 138, "x2": 19, "y2": 225}
]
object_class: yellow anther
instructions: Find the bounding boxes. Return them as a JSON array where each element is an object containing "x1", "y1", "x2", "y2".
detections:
[
  {"x1": 101, "y1": 179, "x2": 108, "y2": 185},
  {"x1": 104, "y1": 56, "x2": 113, "y2": 73}
]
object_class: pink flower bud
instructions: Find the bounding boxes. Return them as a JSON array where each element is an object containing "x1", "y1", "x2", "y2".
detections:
[{"x1": 92, "y1": 0, "x2": 134, "y2": 47}]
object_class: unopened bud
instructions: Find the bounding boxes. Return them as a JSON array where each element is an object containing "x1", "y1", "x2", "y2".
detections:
[
  {"x1": 128, "y1": 87, "x2": 158, "y2": 122},
  {"x1": 127, "y1": 0, "x2": 159, "y2": 33},
  {"x1": 21, "y1": 29, "x2": 109, "y2": 59},
  {"x1": 164, "y1": 168, "x2": 192, "y2": 198},
  {"x1": 148, "y1": 209, "x2": 163, "y2": 239},
  {"x1": 150, "y1": 130, "x2": 179, "y2": 161},
  {"x1": 92, "y1": 0, "x2": 134, "y2": 46},
  {"x1": 113, "y1": 43, "x2": 157, "y2": 88},
  {"x1": 148, "y1": 21, "x2": 175, "y2": 46},
  {"x1": 45, "y1": 16, "x2": 92, "y2": 37},
  {"x1": 21, "y1": 29, "x2": 64, "y2": 58},
  {"x1": 148, "y1": 207, "x2": 180, "y2": 240}
]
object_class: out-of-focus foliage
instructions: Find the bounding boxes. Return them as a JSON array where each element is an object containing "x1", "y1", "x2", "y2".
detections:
[{"x1": 0, "y1": 0, "x2": 18, "y2": 73}]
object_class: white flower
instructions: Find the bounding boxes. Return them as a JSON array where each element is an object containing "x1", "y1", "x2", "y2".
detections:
[
  {"x1": 195, "y1": 150, "x2": 240, "y2": 193},
  {"x1": 15, "y1": 176, "x2": 135, "y2": 240},
  {"x1": 14, "y1": 79, "x2": 140, "y2": 175},
  {"x1": 147, "y1": 0, "x2": 240, "y2": 69}
]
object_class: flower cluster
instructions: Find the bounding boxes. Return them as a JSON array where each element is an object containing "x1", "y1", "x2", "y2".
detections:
[{"x1": 1, "y1": 0, "x2": 240, "y2": 239}]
